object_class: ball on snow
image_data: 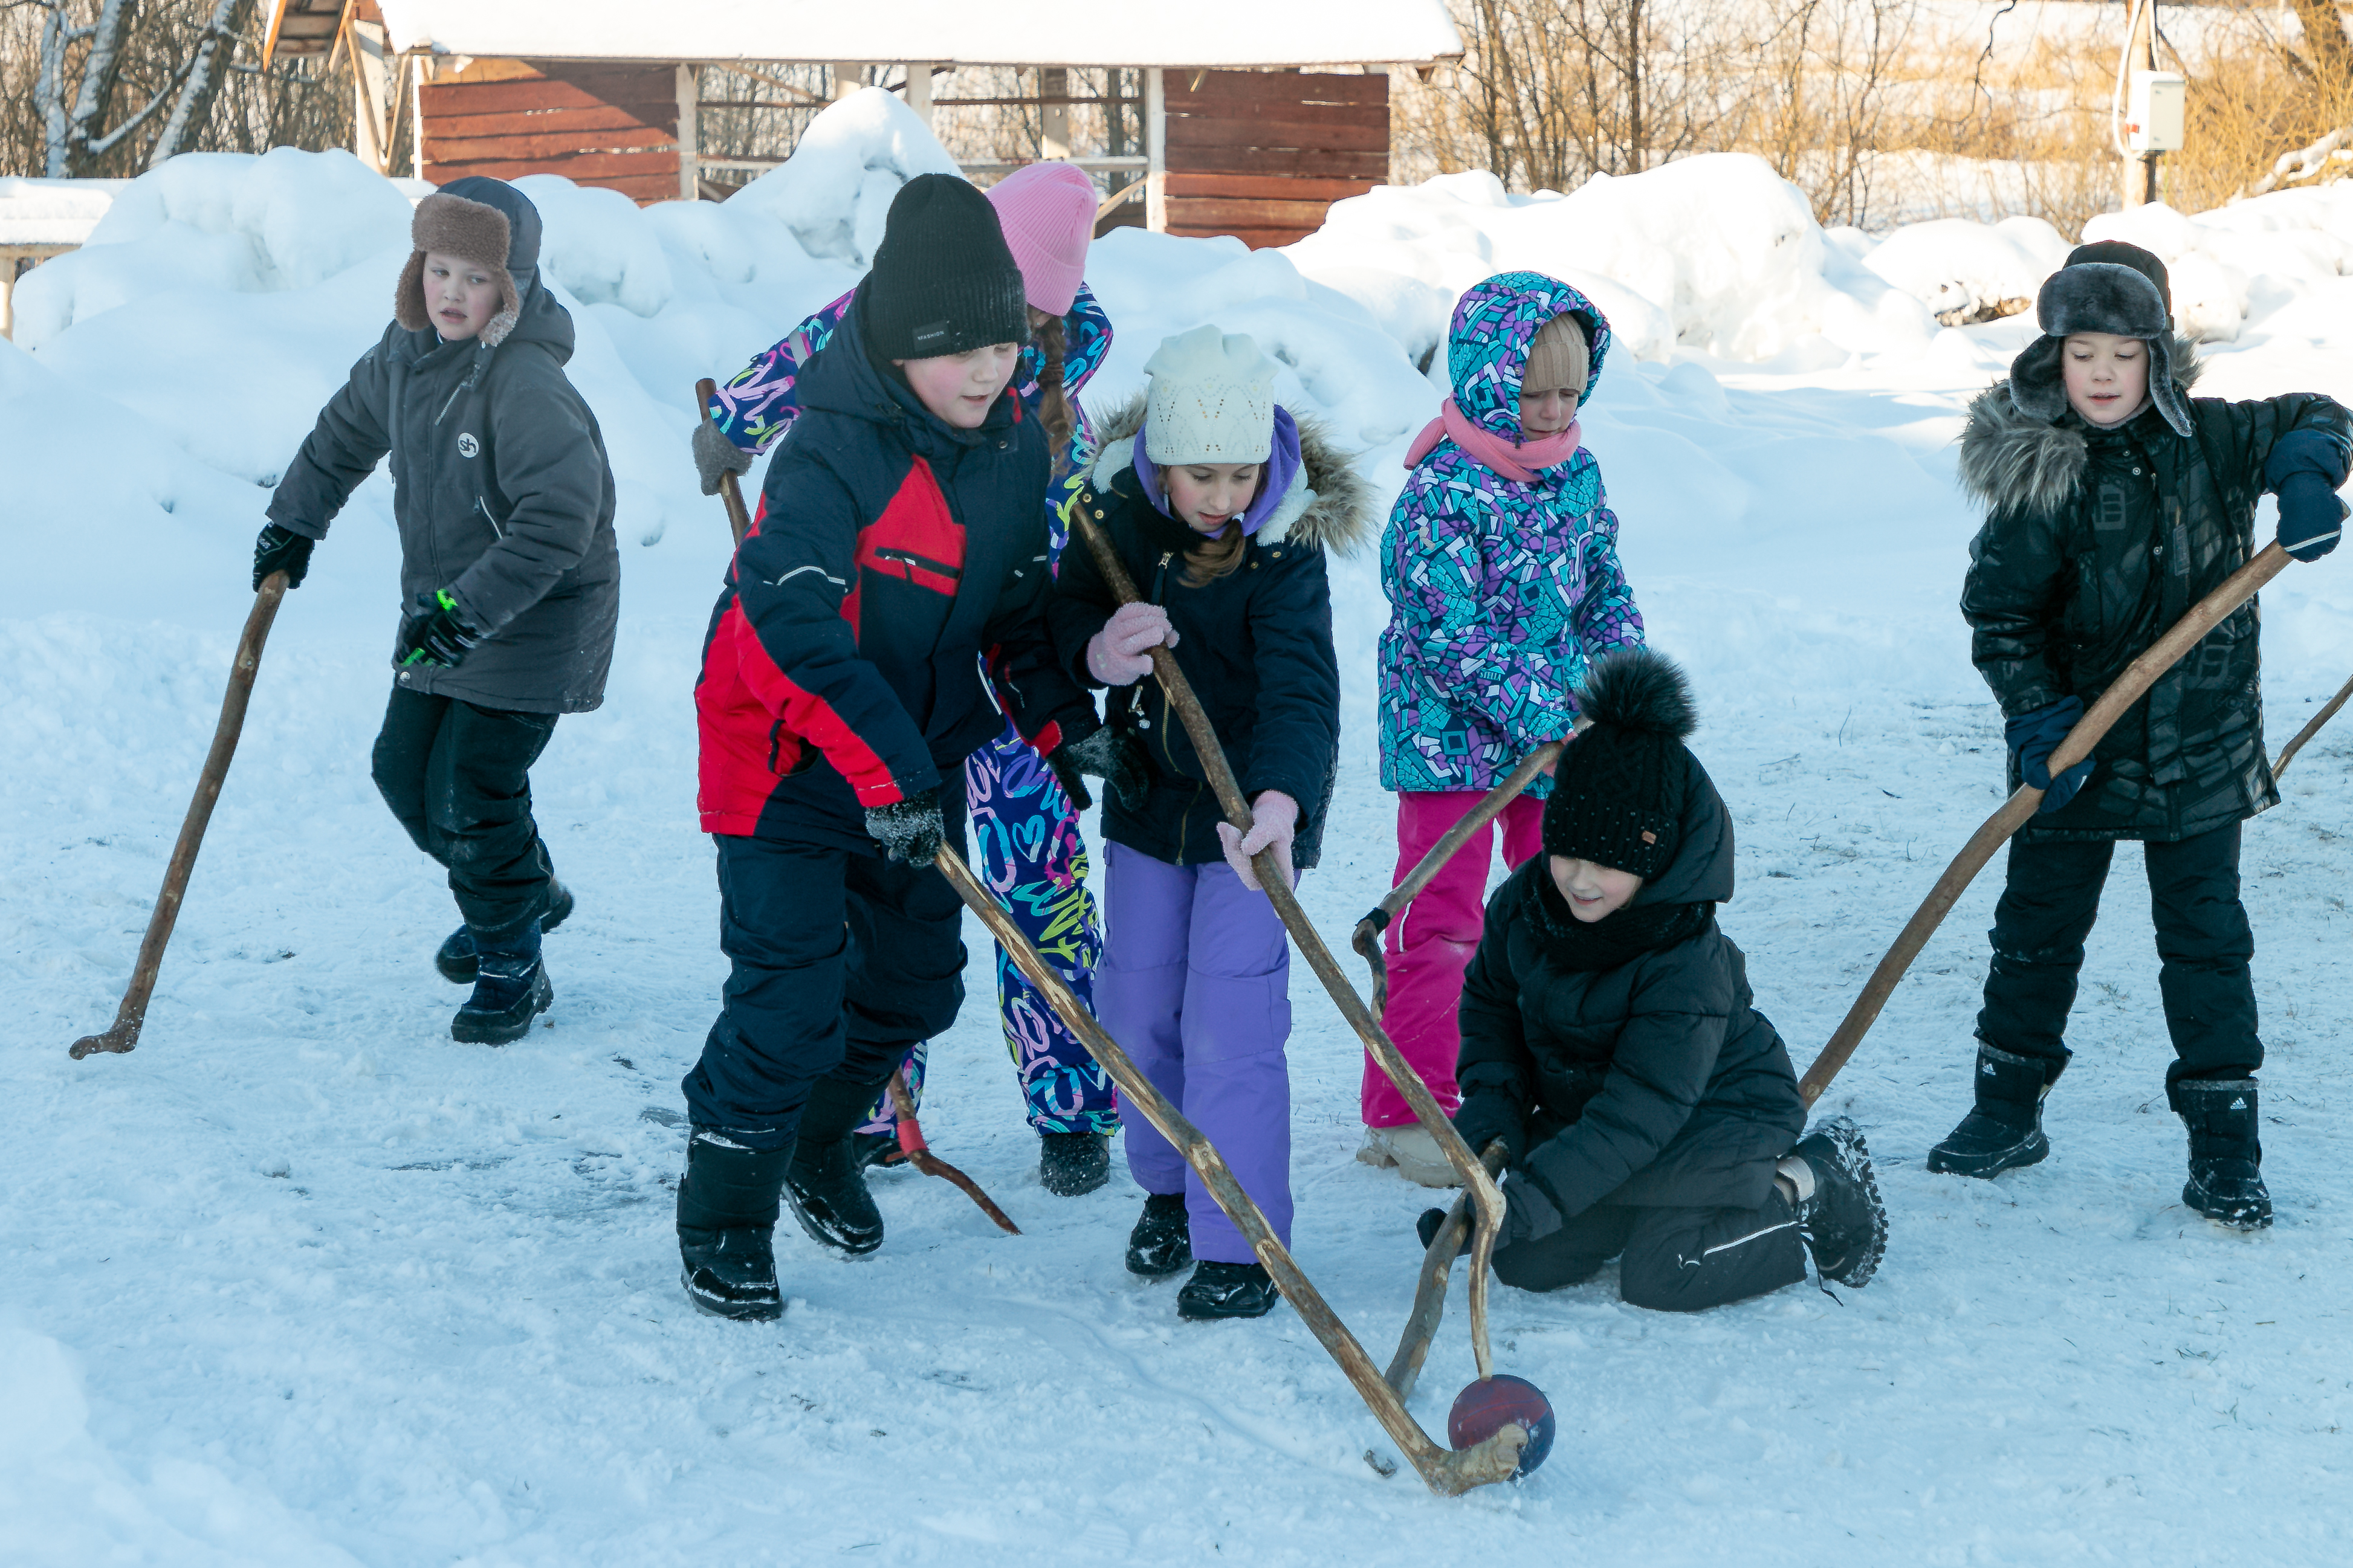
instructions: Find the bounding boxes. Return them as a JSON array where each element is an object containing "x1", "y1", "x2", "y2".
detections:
[{"x1": 1447, "y1": 1374, "x2": 1556, "y2": 1477}]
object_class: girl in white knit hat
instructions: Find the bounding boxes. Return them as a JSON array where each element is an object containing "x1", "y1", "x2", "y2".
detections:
[{"x1": 1050, "y1": 325, "x2": 1374, "y2": 1320}]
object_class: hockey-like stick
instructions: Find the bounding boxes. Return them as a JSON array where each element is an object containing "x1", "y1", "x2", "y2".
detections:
[
  {"x1": 1384, "y1": 1140, "x2": 1510, "y2": 1402},
  {"x1": 884, "y1": 1065, "x2": 1021, "y2": 1236},
  {"x1": 931, "y1": 842, "x2": 1526, "y2": 1494},
  {"x1": 1349, "y1": 741, "x2": 1566, "y2": 1013},
  {"x1": 1798, "y1": 541, "x2": 2294, "y2": 1105},
  {"x1": 1071, "y1": 511, "x2": 1510, "y2": 1381},
  {"x1": 73, "y1": 572, "x2": 291, "y2": 1058},
  {"x1": 694, "y1": 378, "x2": 754, "y2": 546},
  {"x1": 2271, "y1": 666, "x2": 2353, "y2": 780}
]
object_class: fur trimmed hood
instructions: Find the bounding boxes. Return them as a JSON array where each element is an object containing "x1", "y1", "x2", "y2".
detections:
[
  {"x1": 394, "y1": 178, "x2": 543, "y2": 349},
  {"x1": 1958, "y1": 335, "x2": 2203, "y2": 516},
  {"x1": 1085, "y1": 391, "x2": 1375, "y2": 556}
]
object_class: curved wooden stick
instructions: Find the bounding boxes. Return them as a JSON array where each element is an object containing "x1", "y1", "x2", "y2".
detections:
[
  {"x1": 933, "y1": 844, "x2": 1526, "y2": 1494},
  {"x1": 1385, "y1": 1140, "x2": 1510, "y2": 1402},
  {"x1": 2271, "y1": 667, "x2": 2353, "y2": 780},
  {"x1": 1798, "y1": 543, "x2": 2293, "y2": 1105},
  {"x1": 694, "y1": 377, "x2": 753, "y2": 546},
  {"x1": 885, "y1": 1068, "x2": 1021, "y2": 1236},
  {"x1": 1072, "y1": 512, "x2": 1509, "y2": 1379},
  {"x1": 73, "y1": 572, "x2": 290, "y2": 1059}
]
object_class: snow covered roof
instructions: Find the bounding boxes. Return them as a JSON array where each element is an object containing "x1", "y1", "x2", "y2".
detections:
[
  {"x1": 0, "y1": 178, "x2": 128, "y2": 247},
  {"x1": 372, "y1": 0, "x2": 1463, "y2": 67}
]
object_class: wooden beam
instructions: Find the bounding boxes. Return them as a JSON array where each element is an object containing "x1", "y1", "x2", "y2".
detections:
[
  {"x1": 1145, "y1": 68, "x2": 1167, "y2": 233},
  {"x1": 904, "y1": 60, "x2": 933, "y2": 125},
  {"x1": 1040, "y1": 66, "x2": 1070, "y2": 160},
  {"x1": 676, "y1": 63, "x2": 699, "y2": 200},
  {"x1": 1164, "y1": 172, "x2": 1376, "y2": 202}
]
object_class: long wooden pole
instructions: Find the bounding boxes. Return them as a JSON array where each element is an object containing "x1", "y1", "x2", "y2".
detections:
[
  {"x1": 73, "y1": 572, "x2": 291, "y2": 1059},
  {"x1": 1797, "y1": 543, "x2": 2293, "y2": 1105},
  {"x1": 1350, "y1": 740, "x2": 1566, "y2": 1012},
  {"x1": 2271, "y1": 667, "x2": 2353, "y2": 780},
  {"x1": 932, "y1": 844, "x2": 1526, "y2": 1494},
  {"x1": 1070, "y1": 512, "x2": 1509, "y2": 1379}
]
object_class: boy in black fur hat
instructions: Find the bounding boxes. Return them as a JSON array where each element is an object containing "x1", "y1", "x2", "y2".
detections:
[
  {"x1": 1932, "y1": 240, "x2": 2351, "y2": 1228},
  {"x1": 1427, "y1": 649, "x2": 1888, "y2": 1311}
]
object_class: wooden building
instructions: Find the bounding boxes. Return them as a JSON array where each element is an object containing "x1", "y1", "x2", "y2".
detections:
[{"x1": 262, "y1": 1, "x2": 1458, "y2": 247}]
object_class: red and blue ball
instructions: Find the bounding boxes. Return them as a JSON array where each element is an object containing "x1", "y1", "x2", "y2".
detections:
[{"x1": 1448, "y1": 1374, "x2": 1555, "y2": 1477}]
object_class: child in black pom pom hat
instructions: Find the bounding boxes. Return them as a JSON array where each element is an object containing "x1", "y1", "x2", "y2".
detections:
[{"x1": 1431, "y1": 649, "x2": 1888, "y2": 1310}]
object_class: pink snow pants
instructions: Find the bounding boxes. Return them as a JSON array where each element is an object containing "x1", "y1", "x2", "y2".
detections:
[{"x1": 1362, "y1": 790, "x2": 1547, "y2": 1128}]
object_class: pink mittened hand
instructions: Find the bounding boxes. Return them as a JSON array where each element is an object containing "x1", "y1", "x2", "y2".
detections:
[
  {"x1": 1086, "y1": 602, "x2": 1177, "y2": 686},
  {"x1": 1215, "y1": 790, "x2": 1299, "y2": 892}
]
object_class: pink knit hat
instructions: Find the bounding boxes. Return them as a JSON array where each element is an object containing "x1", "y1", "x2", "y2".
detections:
[{"x1": 986, "y1": 162, "x2": 1097, "y2": 317}]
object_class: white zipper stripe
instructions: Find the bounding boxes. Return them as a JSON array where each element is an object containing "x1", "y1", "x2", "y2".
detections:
[{"x1": 1680, "y1": 1218, "x2": 1799, "y2": 1268}]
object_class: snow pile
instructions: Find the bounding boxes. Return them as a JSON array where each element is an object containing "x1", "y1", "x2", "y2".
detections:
[
  {"x1": 1843, "y1": 215, "x2": 2072, "y2": 324},
  {"x1": 2083, "y1": 189, "x2": 2353, "y2": 343},
  {"x1": 722, "y1": 86, "x2": 963, "y2": 268},
  {"x1": 0, "y1": 176, "x2": 128, "y2": 246}
]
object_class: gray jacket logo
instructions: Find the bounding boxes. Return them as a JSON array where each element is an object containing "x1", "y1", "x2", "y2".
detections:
[{"x1": 458, "y1": 433, "x2": 481, "y2": 458}]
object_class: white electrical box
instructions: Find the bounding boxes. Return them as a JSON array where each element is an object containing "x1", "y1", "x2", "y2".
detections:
[{"x1": 2127, "y1": 69, "x2": 2186, "y2": 153}]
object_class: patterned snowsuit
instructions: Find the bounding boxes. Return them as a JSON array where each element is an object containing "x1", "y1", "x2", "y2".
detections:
[
  {"x1": 704, "y1": 284, "x2": 1118, "y2": 1135},
  {"x1": 1368, "y1": 273, "x2": 1646, "y2": 1127}
]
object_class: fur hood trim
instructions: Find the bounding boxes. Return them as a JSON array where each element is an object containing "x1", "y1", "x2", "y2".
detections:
[
  {"x1": 395, "y1": 193, "x2": 525, "y2": 348},
  {"x1": 1085, "y1": 391, "x2": 1374, "y2": 556},
  {"x1": 1958, "y1": 335, "x2": 2203, "y2": 516}
]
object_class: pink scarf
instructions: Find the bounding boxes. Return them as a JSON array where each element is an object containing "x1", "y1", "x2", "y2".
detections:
[{"x1": 1403, "y1": 398, "x2": 1581, "y2": 483}]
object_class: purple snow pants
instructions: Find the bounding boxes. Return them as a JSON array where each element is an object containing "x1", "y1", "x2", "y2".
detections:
[{"x1": 1095, "y1": 842, "x2": 1294, "y2": 1265}]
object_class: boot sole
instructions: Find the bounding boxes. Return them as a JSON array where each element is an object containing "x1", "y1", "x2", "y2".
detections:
[
  {"x1": 1805, "y1": 1118, "x2": 1890, "y2": 1289},
  {"x1": 1926, "y1": 1128, "x2": 2050, "y2": 1179},
  {"x1": 1125, "y1": 1246, "x2": 1193, "y2": 1279},
  {"x1": 2183, "y1": 1179, "x2": 2274, "y2": 1230},
  {"x1": 450, "y1": 972, "x2": 554, "y2": 1045},
  {"x1": 681, "y1": 1266, "x2": 785, "y2": 1321},
  {"x1": 1178, "y1": 1288, "x2": 1281, "y2": 1321},
  {"x1": 436, "y1": 888, "x2": 575, "y2": 984}
]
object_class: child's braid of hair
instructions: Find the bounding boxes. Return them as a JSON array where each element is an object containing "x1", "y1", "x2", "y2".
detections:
[{"x1": 1036, "y1": 314, "x2": 1076, "y2": 476}]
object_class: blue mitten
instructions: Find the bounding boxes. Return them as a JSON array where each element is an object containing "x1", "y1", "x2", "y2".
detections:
[
  {"x1": 2265, "y1": 428, "x2": 2351, "y2": 563},
  {"x1": 2007, "y1": 696, "x2": 2094, "y2": 814}
]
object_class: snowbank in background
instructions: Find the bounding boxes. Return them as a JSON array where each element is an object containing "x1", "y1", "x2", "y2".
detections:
[
  {"x1": 1849, "y1": 215, "x2": 2071, "y2": 323},
  {"x1": 723, "y1": 87, "x2": 963, "y2": 267},
  {"x1": 2084, "y1": 188, "x2": 2353, "y2": 343}
]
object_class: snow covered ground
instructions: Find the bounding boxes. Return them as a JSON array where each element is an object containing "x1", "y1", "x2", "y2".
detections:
[{"x1": 5, "y1": 98, "x2": 2353, "y2": 1565}]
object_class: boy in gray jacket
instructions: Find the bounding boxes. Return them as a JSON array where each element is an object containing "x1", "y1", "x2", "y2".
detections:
[{"x1": 254, "y1": 177, "x2": 620, "y2": 1044}]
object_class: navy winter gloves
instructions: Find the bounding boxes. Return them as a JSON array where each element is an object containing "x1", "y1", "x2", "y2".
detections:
[
  {"x1": 2007, "y1": 695, "x2": 2094, "y2": 813},
  {"x1": 1057, "y1": 725, "x2": 1148, "y2": 812},
  {"x1": 865, "y1": 787, "x2": 946, "y2": 866},
  {"x1": 396, "y1": 589, "x2": 485, "y2": 670},
  {"x1": 251, "y1": 523, "x2": 314, "y2": 592},
  {"x1": 2266, "y1": 428, "x2": 2349, "y2": 563},
  {"x1": 1452, "y1": 1091, "x2": 1528, "y2": 1170}
]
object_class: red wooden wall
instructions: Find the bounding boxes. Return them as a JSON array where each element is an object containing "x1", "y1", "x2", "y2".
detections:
[
  {"x1": 1163, "y1": 70, "x2": 1388, "y2": 248},
  {"x1": 419, "y1": 62, "x2": 679, "y2": 205}
]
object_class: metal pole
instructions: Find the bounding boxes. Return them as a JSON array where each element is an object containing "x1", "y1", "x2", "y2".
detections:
[{"x1": 2122, "y1": 1, "x2": 2158, "y2": 208}]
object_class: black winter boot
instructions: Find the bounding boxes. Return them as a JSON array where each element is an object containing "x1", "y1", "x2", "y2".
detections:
[
  {"x1": 438, "y1": 880, "x2": 573, "y2": 983},
  {"x1": 1039, "y1": 1131, "x2": 1110, "y2": 1196},
  {"x1": 450, "y1": 922, "x2": 552, "y2": 1044},
  {"x1": 2175, "y1": 1079, "x2": 2272, "y2": 1230},
  {"x1": 1927, "y1": 1044, "x2": 2064, "y2": 1178},
  {"x1": 853, "y1": 1132, "x2": 910, "y2": 1172},
  {"x1": 785, "y1": 1073, "x2": 892, "y2": 1256},
  {"x1": 1792, "y1": 1117, "x2": 1889, "y2": 1287},
  {"x1": 1178, "y1": 1259, "x2": 1281, "y2": 1320},
  {"x1": 1125, "y1": 1192, "x2": 1192, "y2": 1277},
  {"x1": 676, "y1": 1129, "x2": 792, "y2": 1321}
]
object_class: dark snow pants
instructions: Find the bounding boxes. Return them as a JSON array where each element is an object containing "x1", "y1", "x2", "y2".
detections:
[
  {"x1": 1492, "y1": 1190, "x2": 1807, "y2": 1312},
  {"x1": 371, "y1": 687, "x2": 559, "y2": 947},
  {"x1": 681, "y1": 801, "x2": 971, "y2": 1153},
  {"x1": 1977, "y1": 822, "x2": 2258, "y2": 1110}
]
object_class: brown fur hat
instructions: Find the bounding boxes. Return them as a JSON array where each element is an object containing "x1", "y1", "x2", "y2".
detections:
[{"x1": 394, "y1": 182, "x2": 539, "y2": 347}]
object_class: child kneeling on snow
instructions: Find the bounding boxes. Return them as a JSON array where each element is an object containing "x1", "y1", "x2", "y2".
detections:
[
  {"x1": 1051, "y1": 326, "x2": 1372, "y2": 1321},
  {"x1": 1368, "y1": 273, "x2": 1645, "y2": 1187},
  {"x1": 1930, "y1": 240, "x2": 2351, "y2": 1229},
  {"x1": 1432, "y1": 650, "x2": 1886, "y2": 1311},
  {"x1": 256, "y1": 177, "x2": 620, "y2": 1047}
]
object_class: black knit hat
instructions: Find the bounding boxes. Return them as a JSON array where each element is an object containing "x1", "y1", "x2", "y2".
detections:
[
  {"x1": 858, "y1": 174, "x2": 1030, "y2": 361},
  {"x1": 1541, "y1": 648, "x2": 1701, "y2": 880}
]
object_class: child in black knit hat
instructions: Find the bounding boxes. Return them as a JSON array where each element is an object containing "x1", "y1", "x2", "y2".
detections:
[{"x1": 1429, "y1": 648, "x2": 1889, "y2": 1311}]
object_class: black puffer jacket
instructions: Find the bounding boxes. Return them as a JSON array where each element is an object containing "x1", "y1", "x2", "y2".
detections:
[
  {"x1": 1049, "y1": 397, "x2": 1371, "y2": 869},
  {"x1": 1957, "y1": 352, "x2": 2351, "y2": 842},
  {"x1": 1457, "y1": 772, "x2": 1805, "y2": 1232},
  {"x1": 270, "y1": 281, "x2": 621, "y2": 715}
]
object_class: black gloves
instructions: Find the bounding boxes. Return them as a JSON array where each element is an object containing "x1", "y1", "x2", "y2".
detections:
[
  {"x1": 1056, "y1": 724, "x2": 1150, "y2": 812},
  {"x1": 1452, "y1": 1091, "x2": 1529, "y2": 1170},
  {"x1": 2265, "y1": 428, "x2": 2349, "y2": 563},
  {"x1": 252, "y1": 523, "x2": 316, "y2": 592},
  {"x1": 2005, "y1": 696, "x2": 2094, "y2": 815},
  {"x1": 396, "y1": 589, "x2": 485, "y2": 671},
  {"x1": 865, "y1": 787, "x2": 946, "y2": 866},
  {"x1": 693, "y1": 419, "x2": 755, "y2": 498}
]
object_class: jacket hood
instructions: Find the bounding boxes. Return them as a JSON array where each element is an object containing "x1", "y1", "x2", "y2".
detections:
[
  {"x1": 1446, "y1": 271, "x2": 1613, "y2": 442},
  {"x1": 393, "y1": 181, "x2": 544, "y2": 349},
  {"x1": 1957, "y1": 336, "x2": 2203, "y2": 516},
  {"x1": 1086, "y1": 392, "x2": 1375, "y2": 556},
  {"x1": 1631, "y1": 766, "x2": 1735, "y2": 908}
]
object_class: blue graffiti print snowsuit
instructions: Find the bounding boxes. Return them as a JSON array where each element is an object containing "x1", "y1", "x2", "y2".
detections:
[
  {"x1": 1377, "y1": 273, "x2": 1645, "y2": 799},
  {"x1": 705, "y1": 282, "x2": 1119, "y2": 1136}
]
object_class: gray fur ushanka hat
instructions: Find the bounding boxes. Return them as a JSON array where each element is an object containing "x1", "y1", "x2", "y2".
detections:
[{"x1": 2007, "y1": 245, "x2": 2193, "y2": 437}]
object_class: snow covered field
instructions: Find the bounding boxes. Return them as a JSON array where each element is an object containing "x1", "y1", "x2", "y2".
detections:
[{"x1": 5, "y1": 96, "x2": 2352, "y2": 1565}]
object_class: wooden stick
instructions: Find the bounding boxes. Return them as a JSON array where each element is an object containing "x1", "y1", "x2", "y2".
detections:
[
  {"x1": 1349, "y1": 741, "x2": 1565, "y2": 1013},
  {"x1": 72, "y1": 572, "x2": 291, "y2": 1059},
  {"x1": 2271, "y1": 667, "x2": 2353, "y2": 780},
  {"x1": 1796, "y1": 542, "x2": 2294, "y2": 1105},
  {"x1": 932, "y1": 844, "x2": 1526, "y2": 1494},
  {"x1": 1070, "y1": 511, "x2": 1509, "y2": 1379},
  {"x1": 884, "y1": 1067, "x2": 1022, "y2": 1236},
  {"x1": 694, "y1": 377, "x2": 753, "y2": 546},
  {"x1": 1384, "y1": 1141, "x2": 1509, "y2": 1402}
]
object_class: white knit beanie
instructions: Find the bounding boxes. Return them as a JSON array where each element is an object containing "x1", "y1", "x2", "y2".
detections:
[{"x1": 1143, "y1": 324, "x2": 1279, "y2": 464}]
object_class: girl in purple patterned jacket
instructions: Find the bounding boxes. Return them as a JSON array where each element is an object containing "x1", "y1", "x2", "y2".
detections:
[{"x1": 1362, "y1": 271, "x2": 1646, "y2": 1187}]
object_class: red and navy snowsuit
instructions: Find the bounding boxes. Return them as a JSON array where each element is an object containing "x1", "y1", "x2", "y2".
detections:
[{"x1": 682, "y1": 295, "x2": 1095, "y2": 1149}]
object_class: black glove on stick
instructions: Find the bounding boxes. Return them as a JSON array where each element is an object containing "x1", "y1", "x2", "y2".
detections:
[
  {"x1": 865, "y1": 787, "x2": 945, "y2": 866},
  {"x1": 252, "y1": 523, "x2": 316, "y2": 592}
]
